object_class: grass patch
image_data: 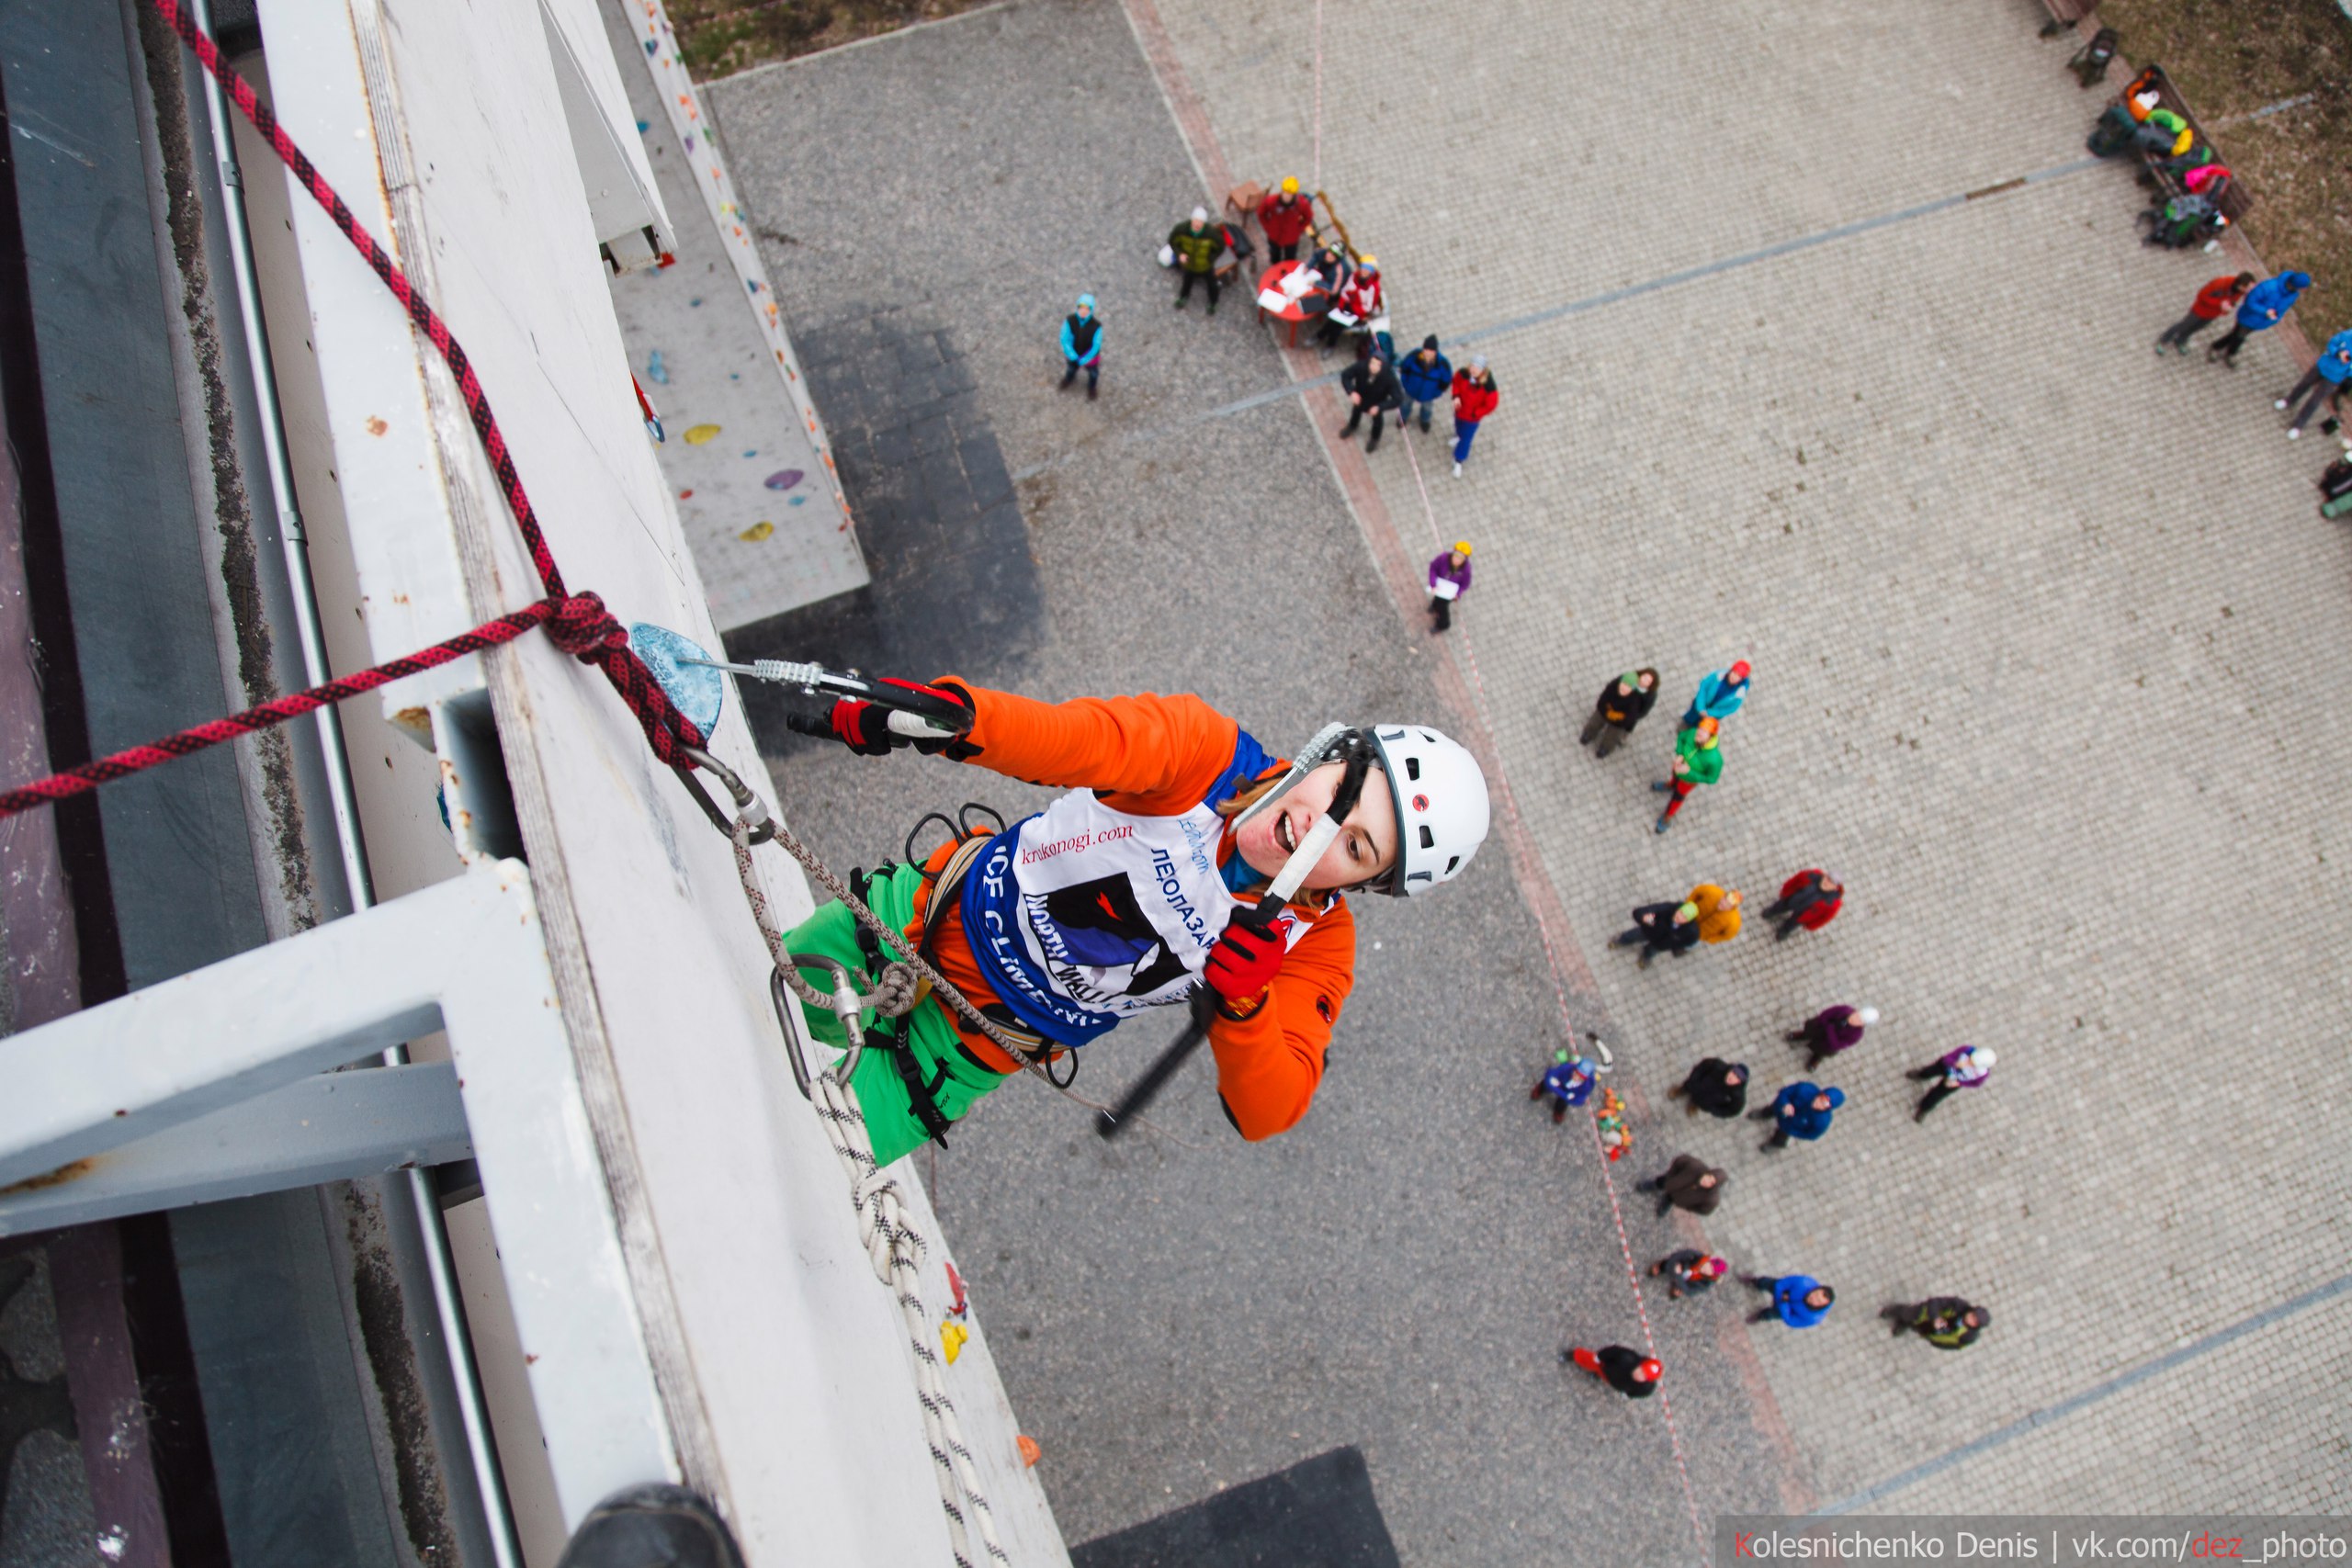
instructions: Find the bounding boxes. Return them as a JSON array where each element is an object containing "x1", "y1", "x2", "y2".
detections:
[
  {"x1": 668, "y1": 0, "x2": 997, "y2": 79},
  {"x1": 2096, "y1": 0, "x2": 2352, "y2": 339}
]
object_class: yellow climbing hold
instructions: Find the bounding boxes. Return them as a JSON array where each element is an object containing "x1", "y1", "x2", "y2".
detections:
[
  {"x1": 738, "y1": 520, "x2": 774, "y2": 542},
  {"x1": 941, "y1": 1321, "x2": 969, "y2": 1365},
  {"x1": 682, "y1": 423, "x2": 722, "y2": 446}
]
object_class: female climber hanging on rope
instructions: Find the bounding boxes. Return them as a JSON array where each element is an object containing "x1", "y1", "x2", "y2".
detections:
[{"x1": 780, "y1": 678, "x2": 1491, "y2": 1166}]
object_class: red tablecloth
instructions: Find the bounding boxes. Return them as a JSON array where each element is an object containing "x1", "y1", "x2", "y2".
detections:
[{"x1": 1255, "y1": 260, "x2": 1329, "y2": 346}]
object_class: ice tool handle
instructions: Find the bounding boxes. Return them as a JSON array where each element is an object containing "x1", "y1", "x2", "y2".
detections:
[{"x1": 680, "y1": 657, "x2": 976, "y2": 737}]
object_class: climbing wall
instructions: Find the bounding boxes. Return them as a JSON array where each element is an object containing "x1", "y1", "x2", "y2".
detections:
[{"x1": 598, "y1": 0, "x2": 868, "y2": 631}]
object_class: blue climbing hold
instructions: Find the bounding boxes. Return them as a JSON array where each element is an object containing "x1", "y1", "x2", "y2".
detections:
[{"x1": 647, "y1": 349, "x2": 670, "y2": 385}]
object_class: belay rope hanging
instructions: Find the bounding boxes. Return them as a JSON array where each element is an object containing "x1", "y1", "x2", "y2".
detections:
[{"x1": 0, "y1": 5, "x2": 1025, "y2": 1559}]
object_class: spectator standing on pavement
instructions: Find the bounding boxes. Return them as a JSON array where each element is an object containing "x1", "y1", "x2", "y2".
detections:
[
  {"x1": 1257, "y1": 177, "x2": 1312, "y2": 264},
  {"x1": 1690, "y1": 883, "x2": 1742, "y2": 943},
  {"x1": 1652, "y1": 716, "x2": 1723, "y2": 832},
  {"x1": 1669, "y1": 1056, "x2": 1749, "y2": 1119},
  {"x1": 1754, "y1": 1081, "x2": 1843, "y2": 1150},
  {"x1": 1396, "y1": 336, "x2": 1453, "y2": 434},
  {"x1": 1057, "y1": 294, "x2": 1102, "y2": 398},
  {"x1": 1907, "y1": 1045, "x2": 1996, "y2": 1122},
  {"x1": 1786, "y1": 1004, "x2": 1878, "y2": 1071},
  {"x1": 1581, "y1": 669, "x2": 1658, "y2": 760},
  {"x1": 1680, "y1": 660, "x2": 1752, "y2": 730},
  {"x1": 1883, "y1": 1297, "x2": 1991, "y2": 1350},
  {"x1": 1168, "y1": 208, "x2": 1223, "y2": 314},
  {"x1": 1649, "y1": 1251, "x2": 1731, "y2": 1300},
  {"x1": 1637, "y1": 1154, "x2": 1726, "y2": 1217},
  {"x1": 1611, "y1": 897, "x2": 1702, "y2": 966},
  {"x1": 1426, "y1": 541, "x2": 1472, "y2": 633},
  {"x1": 1450, "y1": 357, "x2": 1498, "y2": 478},
  {"x1": 1339, "y1": 351, "x2": 1403, "y2": 453},
  {"x1": 1319, "y1": 256, "x2": 1385, "y2": 350},
  {"x1": 1529, "y1": 1049, "x2": 1600, "y2": 1123},
  {"x1": 1743, "y1": 1274, "x2": 1835, "y2": 1328},
  {"x1": 1560, "y1": 1345, "x2": 1660, "y2": 1399},
  {"x1": 1764, "y1": 869, "x2": 1844, "y2": 942},
  {"x1": 2155, "y1": 272, "x2": 2253, "y2": 355},
  {"x1": 2207, "y1": 270, "x2": 2312, "y2": 367},
  {"x1": 2277, "y1": 328, "x2": 2352, "y2": 440}
]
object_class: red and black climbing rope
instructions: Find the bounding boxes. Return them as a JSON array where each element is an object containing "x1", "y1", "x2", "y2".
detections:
[{"x1": 0, "y1": 0, "x2": 706, "y2": 822}]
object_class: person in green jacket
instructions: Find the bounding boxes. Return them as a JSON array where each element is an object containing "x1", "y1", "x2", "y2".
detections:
[
  {"x1": 1883, "y1": 1297, "x2": 1989, "y2": 1351},
  {"x1": 1651, "y1": 716, "x2": 1722, "y2": 833},
  {"x1": 1168, "y1": 206, "x2": 1223, "y2": 315}
]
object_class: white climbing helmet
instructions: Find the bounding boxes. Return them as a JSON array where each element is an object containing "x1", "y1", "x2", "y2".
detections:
[{"x1": 1364, "y1": 723, "x2": 1489, "y2": 897}]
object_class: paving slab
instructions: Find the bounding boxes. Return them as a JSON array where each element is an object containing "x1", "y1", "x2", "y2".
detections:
[{"x1": 1148, "y1": 0, "x2": 2352, "y2": 1526}]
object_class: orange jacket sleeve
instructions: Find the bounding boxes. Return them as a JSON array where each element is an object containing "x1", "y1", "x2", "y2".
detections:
[
  {"x1": 936, "y1": 680, "x2": 1248, "y2": 816},
  {"x1": 1205, "y1": 899, "x2": 1357, "y2": 1140}
]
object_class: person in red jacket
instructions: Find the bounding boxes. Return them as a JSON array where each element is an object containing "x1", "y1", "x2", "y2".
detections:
[
  {"x1": 1318, "y1": 256, "x2": 1385, "y2": 350},
  {"x1": 1258, "y1": 177, "x2": 1313, "y2": 264},
  {"x1": 1449, "y1": 356, "x2": 1498, "y2": 477},
  {"x1": 1763, "y1": 869, "x2": 1843, "y2": 942},
  {"x1": 786, "y1": 682, "x2": 1493, "y2": 1163},
  {"x1": 2155, "y1": 272, "x2": 2255, "y2": 355}
]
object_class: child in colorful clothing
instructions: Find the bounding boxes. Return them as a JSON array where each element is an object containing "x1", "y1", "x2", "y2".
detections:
[{"x1": 1529, "y1": 1051, "x2": 1600, "y2": 1122}]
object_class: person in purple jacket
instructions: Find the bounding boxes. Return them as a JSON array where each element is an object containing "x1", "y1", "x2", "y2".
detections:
[
  {"x1": 1785, "y1": 1004, "x2": 1878, "y2": 1070},
  {"x1": 1428, "y1": 541, "x2": 1472, "y2": 633},
  {"x1": 1907, "y1": 1045, "x2": 1995, "y2": 1122}
]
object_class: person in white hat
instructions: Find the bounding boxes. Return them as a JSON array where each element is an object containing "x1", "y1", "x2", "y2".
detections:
[
  {"x1": 1908, "y1": 1044, "x2": 1996, "y2": 1122},
  {"x1": 1785, "y1": 1003, "x2": 1876, "y2": 1070},
  {"x1": 1167, "y1": 206, "x2": 1224, "y2": 314}
]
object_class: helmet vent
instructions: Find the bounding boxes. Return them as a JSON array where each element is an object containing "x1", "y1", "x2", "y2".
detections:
[
  {"x1": 1419, "y1": 825, "x2": 1435, "y2": 849},
  {"x1": 1406, "y1": 757, "x2": 1421, "y2": 781},
  {"x1": 1445, "y1": 855, "x2": 1460, "y2": 874}
]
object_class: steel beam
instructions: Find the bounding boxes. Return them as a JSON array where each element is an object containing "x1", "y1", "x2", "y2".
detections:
[
  {"x1": 0, "y1": 861, "x2": 676, "y2": 1519},
  {"x1": 0, "y1": 1062, "x2": 469, "y2": 1237}
]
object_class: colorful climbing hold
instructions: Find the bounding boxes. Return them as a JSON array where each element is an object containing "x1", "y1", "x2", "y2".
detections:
[
  {"x1": 646, "y1": 349, "x2": 669, "y2": 385},
  {"x1": 763, "y1": 468, "x2": 804, "y2": 491},
  {"x1": 741, "y1": 449, "x2": 756, "y2": 458},
  {"x1": 678, "y1": 489, "x2": 694, "y2": 499},
  {"x1": 1016, "y1": 1436, "x2": 1042, "y2": 1468},
  {"x1": 940, "y1": 1321, "x2": 968, "y2": 1365},
  {"x1": 635, "y1": 118, "x2": 650, "y2": 131},
  {"x1": 689, "y1": 297, "x2": 703, "y2": 308},
  {"x1": 682, "y1": 423, "x2": 721, "y2": 446},
  {"x1": 787, "y1": 495, "x2": 807, "y2": 507},
  {"x1": 739, "y1": 521, "x2": 774, "y2": 542}
]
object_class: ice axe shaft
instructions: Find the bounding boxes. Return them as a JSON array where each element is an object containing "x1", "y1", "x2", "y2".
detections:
[{"x1": 1095, "y1": 813, "x2": 1340, "y2": 1138}]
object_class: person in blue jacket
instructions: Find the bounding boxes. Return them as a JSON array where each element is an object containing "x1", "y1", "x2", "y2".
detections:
[
  {"x1": 1059, "y1": 294, "x2": 1103, "y2": 398},
  {"x1": 1742, "y1": 1273, "x2": 1834, "y2": 1328},
  {"x1": 1527, "y1": 1049, "x2": 1599, "y2": 1122},
  {"x1": 1396, "y1": 335, "x2": 1453, "y2": 434},
  {"x1": 2208, "y1": 270, "x2": 2312, "y2": 367},
  {"x1": 1751, "y1": 1080, "x2": 1843, "y2": 1150},
  {"x1": 2278, "y1": 327, "x2": 2352, "y2": 440},
  {"x1": 1679, "y1": 660, "x2": 1751, "y2": 731}
]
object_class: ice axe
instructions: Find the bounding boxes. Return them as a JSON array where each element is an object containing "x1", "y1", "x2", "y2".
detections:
[{"x1": 1096, "y1": 733, "x2": 1374, "y2": 1139}]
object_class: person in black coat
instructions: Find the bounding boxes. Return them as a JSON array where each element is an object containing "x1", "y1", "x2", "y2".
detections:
[
  {"x1": 1579, "y1": 669, "x2": 1658, "y2": 759},
  {"x1": 1561, "y1": 1345, "x2": 1660, "y2": 1399},
  {"x1": 1609, "y1": 901, "x2": 1701, "y2": 967},
  {"x1": 1668, "y1": 1057, "x2": 1748, "y2": 1118},
  {"x1": 1338, "y1": 354, "x2": 1403, "y2": 452}
]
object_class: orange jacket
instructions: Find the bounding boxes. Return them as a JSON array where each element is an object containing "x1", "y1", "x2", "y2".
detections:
[
  {"x1": 1690, "y1": 884, "x2": 1742, "y2": 944},
  {"x1": 916, "y1": 682, "x2": 1355, "y2": 1141}
]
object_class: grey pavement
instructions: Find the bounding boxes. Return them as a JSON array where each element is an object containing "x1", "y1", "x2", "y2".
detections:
[{"x1": 708, "y1": 0, "x2": 2352, "y2": 1559}]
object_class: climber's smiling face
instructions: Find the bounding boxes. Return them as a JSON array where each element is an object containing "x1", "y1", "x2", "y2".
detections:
[{"x1": 1234, "y1": 761, "x2": 1396, "y2": 890}]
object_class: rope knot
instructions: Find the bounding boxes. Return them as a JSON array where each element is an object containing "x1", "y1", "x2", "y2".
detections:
[{"x1": 545, "y1": 592, "x2": 627, "y2": 660}]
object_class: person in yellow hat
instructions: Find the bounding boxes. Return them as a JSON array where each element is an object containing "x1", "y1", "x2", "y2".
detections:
[
  {"x1": 1426, "y1": 540, "x2": 1472, "y2": 633},
  {"x1": 1258, "y1": 176, "x2": 1312, "y2": 264}
]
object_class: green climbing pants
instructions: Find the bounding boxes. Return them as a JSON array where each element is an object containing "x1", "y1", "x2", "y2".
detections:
[{"x1": 781, "y1": 863, "x2": 1012, "y2": 1168}]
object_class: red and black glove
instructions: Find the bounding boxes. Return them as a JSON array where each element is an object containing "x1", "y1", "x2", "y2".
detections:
[
  {"x1": 826, "y1": 679, "x2": 972, "y2": 758},
  {"x1": 1204, "y1": 918, "x2": 1287, "y2": 1008}
]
